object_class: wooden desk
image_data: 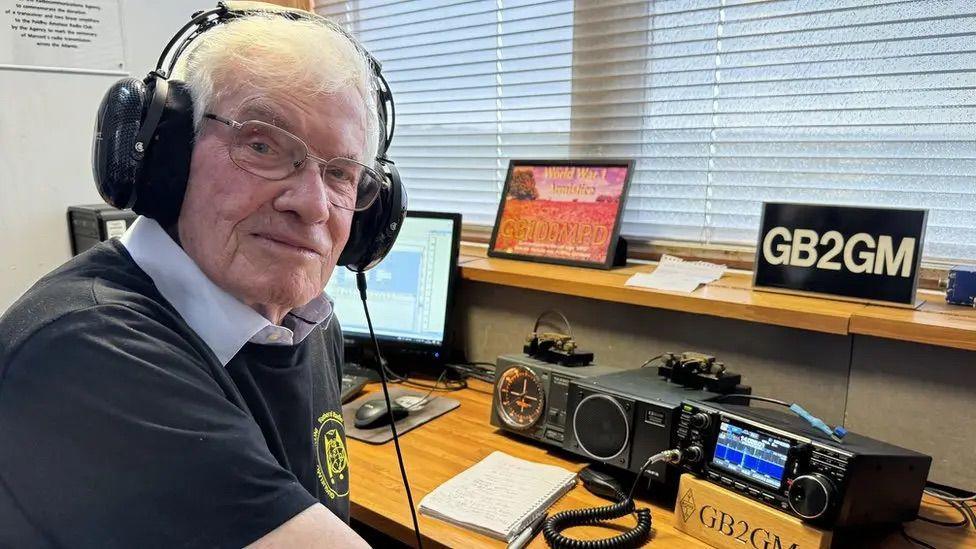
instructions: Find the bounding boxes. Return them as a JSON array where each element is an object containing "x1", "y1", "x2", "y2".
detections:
[{"x1": 347, "y1": 380, "x2": 976, "y2": 548}]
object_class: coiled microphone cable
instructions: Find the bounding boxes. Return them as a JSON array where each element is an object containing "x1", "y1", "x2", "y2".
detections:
[{"x1": 543, "y1": 449, "x2": 682, "y2": 549}]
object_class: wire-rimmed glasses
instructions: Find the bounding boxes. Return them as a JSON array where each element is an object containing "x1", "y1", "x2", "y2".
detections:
[{"x1": 204, "y1": 113, "x2": 383, "y2": 212}]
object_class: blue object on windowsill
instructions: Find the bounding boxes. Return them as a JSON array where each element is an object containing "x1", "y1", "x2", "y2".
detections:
[{"x1": 945, "y1": 265, "x2": 976, "y2": 307}]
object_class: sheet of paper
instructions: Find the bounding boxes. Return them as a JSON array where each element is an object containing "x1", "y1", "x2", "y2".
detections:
[
  {"x1": 418, "y1": 451, "x2": 576, "y2": 540},
  {"x1": 626, "y1": 254, "x2": 727, "y2": 293}
]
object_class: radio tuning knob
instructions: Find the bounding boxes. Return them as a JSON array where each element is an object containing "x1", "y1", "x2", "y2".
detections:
[
  {"x1": 788, "y1": 473, "x2": 836, "y2": 520},
  {"x1": 684, "y1": 445, "x2": 704, "y2": 464},
  {"x1": 690, "y1": 413, "x2": 711, "y2": 429}
]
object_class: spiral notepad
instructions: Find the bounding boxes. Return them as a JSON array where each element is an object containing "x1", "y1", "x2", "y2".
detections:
[{"x1": 418, "y1": 451, "x2": 577, "y2": 541}]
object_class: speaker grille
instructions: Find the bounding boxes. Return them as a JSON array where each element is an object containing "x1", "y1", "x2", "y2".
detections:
[{"x1": 573, "y1": 394, "x2": 630, "y2": 460}]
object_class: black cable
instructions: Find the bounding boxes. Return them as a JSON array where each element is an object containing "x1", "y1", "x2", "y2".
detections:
[
  {"x1": 916, "y1": 513, "x2": 969, "y2": 528},
  {"x1": 639, "y1": 354, "x2": 665, "y2": 368},
  {"x1": 400, "y1": 370, "x2": 467, "y2": 400},
  {"x1": 373, "y1": 357, "x2": 409, "y2": 383},
  {"x1": 458, "y1": 374, "x2": 492, "y2": 384},
  {"x1": 448, "y1": 362, "x2": 494, "y2": 373},
  {"x1": 456, "y1": 360, "x2": 496, "y2": 368},
  {"x1": 917, "y1": 487, "x2": 970, "y2": 529},
  {"x1": 452, "y1": 372, "x2": 492, "y2": 384},
  {"x1": 357, "y1": 272, "x2": 422, "y2": 549},
  {"x1": 927, "y1": 487, "x2": 976, "y2": 506},
  {"x1": 965, "y1": 503, "x2": 976, "y2": 532},
  {"x1": 401, "y1": 377, "x2": 467, "y2": 393},
  {"x1": 713, "y1": 394, "x2": 792, "y2": 408},
  {"x1": 445, "y1": 363, "x2": 494, "y2": 384},
  {"x1": 533, "y1": 309, "x2": 573, "y2": 336},
  {"x1": 400, "y1": 370, "x2": 448, "y2": 410},
  {"x1": 958, "y1": 503, "x2": 976, "y2": 533},
  {"x1": 901, "y1": 527, "x2": 938, "y2": 549},
  {"x1": 925, "y1": 487, "x2": 976, "y2": 531},
  {"x1": 543, "y1": 497, "x2": 650, "y2": 549},
  {"x1": 542, "y1": 450, "x2": 681, "y2": 549},
  {"x1": 543, "y1": 491, "x2": 650, "y2": 549},
  {"x1": 964, "y1": 505, "x2": 976, "y2": 532},
  {"x1": 383, "y1": 362, "x2": 480, "y2": 393},
  {"x1": 712, "y1": 394, "x2": 846, "y2": 443},
  {"x1": 447, "y1": 362, "x2": 493, "y2": 376},
  {"x1": 925, "y1": 482, "x2": 976, "y2": 502}
]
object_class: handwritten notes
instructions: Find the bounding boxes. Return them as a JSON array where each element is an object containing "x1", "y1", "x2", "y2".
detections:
[{"x1": 419, "y1": 451, "x2": 576, "y2": 541}]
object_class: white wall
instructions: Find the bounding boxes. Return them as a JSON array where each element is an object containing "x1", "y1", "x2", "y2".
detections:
[{"x1": 0, "y1": 0, "x2": 211, "y2": 312}]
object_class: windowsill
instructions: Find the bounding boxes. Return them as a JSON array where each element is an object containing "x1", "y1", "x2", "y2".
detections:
[
  {"x1": 458, "y1": 225, "x2": 953, "y2": 290},
  {"x1": 457, "y1": 246, "x2": 976, "y2": 352}
]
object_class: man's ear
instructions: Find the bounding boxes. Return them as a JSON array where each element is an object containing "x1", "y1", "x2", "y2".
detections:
[{"x1": 133, "y1": 80, "x2": 195, "y2": 226}]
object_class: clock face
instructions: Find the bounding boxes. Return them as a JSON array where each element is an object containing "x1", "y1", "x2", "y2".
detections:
[{"x1": 496, "y1": 366, "x2": 545, "y2": 430}]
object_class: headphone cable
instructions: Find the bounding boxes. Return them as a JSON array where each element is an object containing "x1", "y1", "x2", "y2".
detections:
[{"x1": 357, "y1": 272, "x2": 423, "y2": 549}]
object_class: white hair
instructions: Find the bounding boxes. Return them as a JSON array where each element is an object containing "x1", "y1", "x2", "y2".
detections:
[{"x1": 174, "y1": 13, "x2": 380, "y2": 163}]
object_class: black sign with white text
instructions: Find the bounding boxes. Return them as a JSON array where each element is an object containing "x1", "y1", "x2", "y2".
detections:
[{"x1": 753, "y1": 203, "x2": 927, "y2": 306}]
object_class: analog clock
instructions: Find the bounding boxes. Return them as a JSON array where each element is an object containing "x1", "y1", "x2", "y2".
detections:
[{"x1": 495, "y1": 366, "x2": 545, "y2": 430}]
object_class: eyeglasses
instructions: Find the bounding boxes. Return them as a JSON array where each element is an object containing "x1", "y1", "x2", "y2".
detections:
[{"x1": 203, "y1": 113, "x2": 384, "y2": 212}]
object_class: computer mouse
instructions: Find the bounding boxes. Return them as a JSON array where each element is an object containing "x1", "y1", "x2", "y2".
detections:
[{"x1": 354, "y1": 398, "x2": 410, "y2": 429}]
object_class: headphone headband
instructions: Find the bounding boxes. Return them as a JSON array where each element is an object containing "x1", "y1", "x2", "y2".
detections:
[
  {"x1": 153, "y1": 7, "x2": 224, "y2": 76},
  {"x1": 148, "y1": 1, "x2": 394, "y2": 158}
]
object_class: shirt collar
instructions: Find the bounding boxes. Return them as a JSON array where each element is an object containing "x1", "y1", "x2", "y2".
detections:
[{"x1": 119, "y1": 216, "x2": 332, "y2": 366}]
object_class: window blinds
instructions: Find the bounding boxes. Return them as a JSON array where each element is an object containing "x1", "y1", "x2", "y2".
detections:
[{"x1": 318, "y1": 0, "x2": 976, "y2": 263}]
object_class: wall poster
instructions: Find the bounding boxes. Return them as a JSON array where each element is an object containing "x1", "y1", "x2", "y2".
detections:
[{"x1": 1, "y1": 0, "x2": 124, "y2": 74}]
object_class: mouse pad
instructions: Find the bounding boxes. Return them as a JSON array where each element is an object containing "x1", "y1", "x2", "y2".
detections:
[{"x1": 342, "y1": 387, "x2": 460, "y2": 444}]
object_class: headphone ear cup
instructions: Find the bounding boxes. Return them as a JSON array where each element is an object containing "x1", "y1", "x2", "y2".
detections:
[
  {"x1": 93, "y1": 77, "x2": 150, "y2": 209},
  {"x1": 339, "y1": 163, "x2": 408, "y2": 272},
  {"x1": 132, "y1": 80, "x2": 195, "y2": 226}
]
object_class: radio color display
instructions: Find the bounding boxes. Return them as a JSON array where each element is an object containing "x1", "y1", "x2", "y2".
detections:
[{"x1": 711, "y1": 420, "x2": 791, "y2": 489}]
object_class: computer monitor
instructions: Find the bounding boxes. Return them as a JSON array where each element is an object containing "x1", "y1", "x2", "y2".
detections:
[{"x1": 327, "y1": 211, "x2": 461, "y2": 367}]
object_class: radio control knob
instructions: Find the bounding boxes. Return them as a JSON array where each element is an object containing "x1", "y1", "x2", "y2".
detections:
[
  {"x1": 684, "y1": 445, "x2": 704, "y2": 464},
  {"x1": 690, "y1": 413, "x2": 711, "y2": 429},
  {"x1": 788, "y1": 473, "x2": 836, "y2": 520}
]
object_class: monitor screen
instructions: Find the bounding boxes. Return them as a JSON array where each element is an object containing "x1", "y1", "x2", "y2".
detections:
[
  {"x1": 711, "y1": 419, "x2": 791, "y2": 489},
  {"x1": 327, "y1": 212, "x2": 459, "y2": 349}
]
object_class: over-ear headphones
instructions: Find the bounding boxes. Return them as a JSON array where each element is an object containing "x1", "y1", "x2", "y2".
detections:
[{"x1": 92, "y1": 1, "x2": 406, "y2": 272}]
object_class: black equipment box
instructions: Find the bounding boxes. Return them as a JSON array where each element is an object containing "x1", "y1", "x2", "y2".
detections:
[
  {"x1": 68, "y1": 204, "x2": 137, "y2": 256},
  {"x1": 674, "y1": 400, "x2": 931, "y2": 530},
  {"x1": 564, "y1": 367, "x2": 722, "y2": 485},
  {"x1": 490, "y1": 354, "x2": 621, "y2": 448}
]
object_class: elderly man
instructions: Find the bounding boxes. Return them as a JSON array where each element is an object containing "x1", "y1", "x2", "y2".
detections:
[{"x1": 0, "y1": 8, "x2": 383, "y2": 549}]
